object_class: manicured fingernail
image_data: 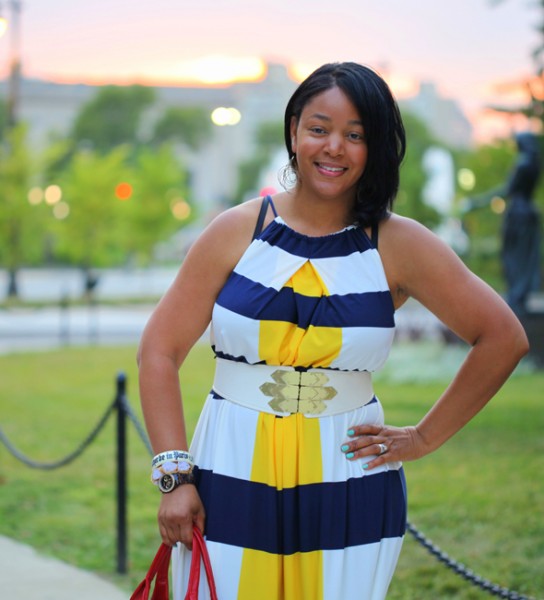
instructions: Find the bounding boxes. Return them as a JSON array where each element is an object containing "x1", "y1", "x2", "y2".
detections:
[
  {"x1": 341, "y1": 445, "x2": 349, "y2": 452},
  {"x1": 347, "y1": 429, "x2": 355, "y2": 436},
  {"x1": 346, "y1": 452, "x2": 354, "y2": 459},
  {"x1": 362, "y1": 463, "x2": 369, "y2": 470}
]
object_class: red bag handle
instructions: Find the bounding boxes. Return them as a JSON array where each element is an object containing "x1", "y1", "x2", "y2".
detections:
[
  {"x1": 130, "y1": 543, "x2": 172, "y2": 600},
  {"x1": 130, "y1": 526, "x2": 218, "y2": 600}
]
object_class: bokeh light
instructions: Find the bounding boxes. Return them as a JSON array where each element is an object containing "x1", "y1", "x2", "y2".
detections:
[
  {"x1": 211, "y1": 107, "x2": 241, "y2": 126},
  {"x1": 115, "y1": 182, "x2": 133, "y2": 201},
  {"x1": 457, "y1": 168, "x2": 476, "y2": 191},
  {"x1": 44, "y1": 185, "x2": 62, "y2": 205},
  {"x1": 170, "y1": 199, "x2": 191, "y2": 221},
  {"x1": 28, "y1": 187, "x2": 44, "y2": 205},
  {"x1": 491, "y1": 196, "x2": 506, "y2": 214},
  {"x1": 53, "y1": 202, "x2": 70, "y2": 220}
]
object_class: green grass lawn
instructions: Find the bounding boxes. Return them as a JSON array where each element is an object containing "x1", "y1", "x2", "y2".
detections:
[{"x1": 0, "y1": 343, "x2": 542, "y2": 599}]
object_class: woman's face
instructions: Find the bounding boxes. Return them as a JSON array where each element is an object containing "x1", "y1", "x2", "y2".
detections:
[{"x1": 290, "y1": 85, "x2": 368, "y2": 205}]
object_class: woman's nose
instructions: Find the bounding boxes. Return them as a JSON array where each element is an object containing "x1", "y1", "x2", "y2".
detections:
[{"x1": 325, "y1": 134, "x2": 344, "y2": 156}]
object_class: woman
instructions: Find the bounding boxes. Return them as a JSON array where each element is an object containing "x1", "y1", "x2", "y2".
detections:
[{"x1": 138, "y1": 62, "x2": 528, "y2": 600}]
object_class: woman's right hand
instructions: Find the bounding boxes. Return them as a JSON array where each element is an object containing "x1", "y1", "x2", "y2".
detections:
[{"x1": 157, "y1": 484, "x2": 206, "y2": 550}]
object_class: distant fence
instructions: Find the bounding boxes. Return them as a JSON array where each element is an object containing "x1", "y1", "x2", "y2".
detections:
[{"x1": 0, "y1": 373, "x2": 538, "y2": 599}]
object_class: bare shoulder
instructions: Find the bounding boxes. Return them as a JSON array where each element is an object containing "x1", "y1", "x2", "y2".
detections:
[
  {"x1": 379, "y1": 213, "x2": 461, "y2": 266},
  {"x1": 377, "y1": 213, "x2": 470, "y2": 308},
  {"x1": 187, "y1": 197, "x2": 265, "y2": 268},
  {"x1": 379, "y1": 213, "x2": 438, "y2": 247},
  {"x1": 378, "y1": 213, "x2": 522, "y2": 346}
]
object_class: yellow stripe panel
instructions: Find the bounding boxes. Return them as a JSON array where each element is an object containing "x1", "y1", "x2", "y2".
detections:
[
  {"x1": 259, "y1": 321, "x2": 342, "y2": 368},
  {"x1": 258, "y1": 260, "x2": 342, "y2": 367},
  {"x1": 238, "y1": 412, "x2": 324, "y2": 599},
  {"x1": 250, "y1": 412, "x2": 322, "y2": 488},
  {"x1": 286, "y1": 260, "x2": 329, "y2": 297},
  {"x1": 238, "y1": 548, "x2": 323, "y2": 600},
  {"x1": 293, "y1": 324, "x2": 342, "y2": 368},
  {"x1": 259, "y1": 320, "x2": 302, "y2": 365}
]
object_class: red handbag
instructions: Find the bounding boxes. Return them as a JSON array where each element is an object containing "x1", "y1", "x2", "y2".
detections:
[{"x1": 130, "y1": 526, "x2": 218, "y2": 600}]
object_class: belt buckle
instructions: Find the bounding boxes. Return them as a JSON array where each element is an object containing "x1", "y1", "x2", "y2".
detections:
[{"x1": 259, "y1": 369, "x2": 337, "y2": 415}]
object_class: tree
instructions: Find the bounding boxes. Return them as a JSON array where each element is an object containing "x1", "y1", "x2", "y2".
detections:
[
  {"x1": 71, "y1": 85, "x2": 156, "y2": 153},
  {"x1": 489, "y1": 0, "x2": 544, "y2": 125},
  {"x1": 152, "y1": 106, "x2": 212, "y2": 150},
  {"x1": 51, "y1": 146, "x2": 131, "y2": 290},
  {"x1": 235, "y1": 120, "x2": 284, "y2": 203},
  {"x1": 120, "y1": 144, "x2": 190, "y2": 264},
  {"x1": 0, "y1": 97, "x2": 7, "y2": 140},
  {"x1": 0, "y1": 124, "x2": 44, "y2": 298}
]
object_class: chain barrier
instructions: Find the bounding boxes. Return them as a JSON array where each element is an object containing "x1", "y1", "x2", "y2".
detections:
[
  {"x1": 406, "y1": 523, "x2": 537, "y2": 600},
  {"x1": 0, "y1": 373, "x2": 539, "y2": 597},
  {"x1": 121, "y1": 394, "x2": 153, "y2": 455},
  {"x1": 0, "y1": 399, "x2": 116, "y2": 469}
]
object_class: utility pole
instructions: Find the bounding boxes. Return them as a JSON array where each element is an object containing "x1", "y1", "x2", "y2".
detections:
[{"x1": 6, "y1": 0, "x2": 22, "y2": 128}]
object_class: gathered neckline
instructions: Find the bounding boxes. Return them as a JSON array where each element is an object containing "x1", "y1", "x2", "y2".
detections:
[{"x1": 273, "y1": 216, "x2": 357, "y2": 240}]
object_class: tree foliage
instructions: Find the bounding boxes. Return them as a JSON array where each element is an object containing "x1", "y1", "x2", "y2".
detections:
[
  {"x1": 235, "y1": 120, "x2": 284, "y2": 203},
  {"x1": 489, "y1": 0, "x2": 544, "y2": 124},
  {"x1": 51, "y1": 146, "x2": 132, "y2": 270},
  {"x1": 152, "y1": 106, "x2": 212, "y2": 150},
  {"x1": 71, "y1": 85, "x2": 156, "y2": 153},
  {"x1": 0, "y1": 97, "x2": 7, "y2": 140},
  {"x1": 120, "y1": 144, "x2": 190, "y2": 264},
  {"x1": 0, "y1": 124, "x2": 44, "y2": 296}
]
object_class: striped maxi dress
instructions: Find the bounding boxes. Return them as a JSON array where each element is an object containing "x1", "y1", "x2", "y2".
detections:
[{"x1": 172, "y1": 206, "x2": 407, "y2": 600}]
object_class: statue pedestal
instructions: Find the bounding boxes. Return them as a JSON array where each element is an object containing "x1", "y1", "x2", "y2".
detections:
[{"x1": 519, "y1": 310, "x2": 544, "y2": 368}]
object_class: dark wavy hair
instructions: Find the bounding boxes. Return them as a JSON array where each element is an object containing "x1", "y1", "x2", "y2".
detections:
[{"x1": 283, "y1": 62, "x2": 406, "y2": 227}]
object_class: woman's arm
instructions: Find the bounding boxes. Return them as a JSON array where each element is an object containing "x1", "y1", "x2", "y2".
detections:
[
  {"x1": 344, "y1": 214, "x2": 529, "y2": 468},
  {"x1": 137, "y1": 201, "x2": 260, "y2": 546}
]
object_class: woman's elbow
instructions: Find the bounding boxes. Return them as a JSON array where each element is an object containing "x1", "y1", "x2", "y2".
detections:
[
  {"x1": 501, "y1": 314, "x2": 530, "y2": 364},
  {"x1": 512, "y1": 322, "x2": 530, "y2": 362}
]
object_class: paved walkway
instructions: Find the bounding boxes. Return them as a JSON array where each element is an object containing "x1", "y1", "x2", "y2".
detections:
[{"x1": 0, "y1": 535, "x2": 128, "y2": 599}]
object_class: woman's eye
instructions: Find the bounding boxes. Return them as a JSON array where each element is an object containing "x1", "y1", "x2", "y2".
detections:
[
  {"x1": 348, "y1": 132, "x2": 365, "y2": 142},
  {"x1": 310, "y1": 127, "x2": 326, "y2": 134}
]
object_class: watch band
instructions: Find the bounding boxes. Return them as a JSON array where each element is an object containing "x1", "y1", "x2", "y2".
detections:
[{"x1": 158, "y1": 471, "x2": 197, "y2": 493}]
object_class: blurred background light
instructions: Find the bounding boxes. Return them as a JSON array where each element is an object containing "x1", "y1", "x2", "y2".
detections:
[
  {"x1": 115, "y1": 182, "x2": 133, "y2": 201},
  {"x1": 211, "y1": 107, "x2": 241, "y2": 126},
  {"x1": 490, "y1": 196, "x2": 506, "y2": 214},
  {"x1": 457, "y1": 168, "x2": 476, "y2": 191},
  {"x1": 175, "y1": 55, "x2": 266, "y2": 85},
  {"x1": 170, "y1": 199, "x2": 191, "y2": 221},
  {"x1": 0, "y1": 16, "x2": 7, "y2": 38},
  {"x1": 44, "y1": 184, "x2": 62, "y2": 205},
  {"x1": 27, "y1": 186, "x2": 44, "y2": 205},
  {"x1": 52, "y1": 201, "x2": 70, "y2": 220}
]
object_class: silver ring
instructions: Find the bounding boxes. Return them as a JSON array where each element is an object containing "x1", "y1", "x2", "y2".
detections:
[{"x1": 378, "y1": 443, "x2": 388, "y2": 455}]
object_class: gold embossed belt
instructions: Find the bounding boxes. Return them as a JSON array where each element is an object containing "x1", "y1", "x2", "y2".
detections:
[{"x1": 212, "y1": 358, "x2": 374, "y2": 417}]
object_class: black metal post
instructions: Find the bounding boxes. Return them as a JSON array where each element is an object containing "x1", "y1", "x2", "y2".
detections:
[{"x1": 115, "y1": 372, "x2": 128, "y2": 574}]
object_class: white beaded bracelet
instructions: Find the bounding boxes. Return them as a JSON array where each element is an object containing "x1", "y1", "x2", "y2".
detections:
[{"x1": 151, "y1": 459, "x2": 194, "y2": 484}]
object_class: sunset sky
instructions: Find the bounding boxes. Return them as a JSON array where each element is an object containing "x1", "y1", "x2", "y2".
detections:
[{"x1": 0, "y1": 0, "x2": 540, "y2": 141}]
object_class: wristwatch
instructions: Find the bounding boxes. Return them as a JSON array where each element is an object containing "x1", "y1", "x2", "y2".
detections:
[{"x1": 158, "y1": 471, "x2": 196, "y2": 493}]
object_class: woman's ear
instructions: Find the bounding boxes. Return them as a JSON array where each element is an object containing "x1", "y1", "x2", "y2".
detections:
[{"x1": 290, "y1": 118, "x2": 297, "y2": 153}]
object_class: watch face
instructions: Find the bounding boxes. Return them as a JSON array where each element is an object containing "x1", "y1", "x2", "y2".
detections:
[{"x1": 159, "y1": 473, "x2": 175, "y2": 493}]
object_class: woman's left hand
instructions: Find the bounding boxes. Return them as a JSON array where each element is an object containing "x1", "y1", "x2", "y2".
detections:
[{"x1": 341, "y1": 424, "x2": 429, "y2": 470}]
